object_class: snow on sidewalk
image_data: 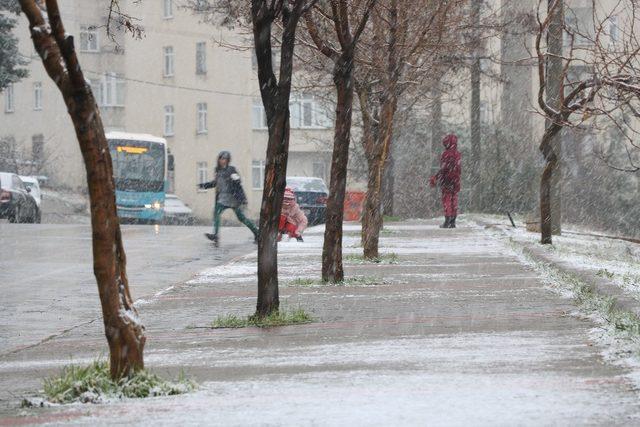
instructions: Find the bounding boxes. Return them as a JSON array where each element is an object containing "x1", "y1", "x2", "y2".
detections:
[{"x1": 3, "y1": 220, "x2": 640, "y2": 425}]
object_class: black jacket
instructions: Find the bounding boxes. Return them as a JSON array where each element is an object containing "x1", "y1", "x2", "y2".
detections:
[{"x1": 199, "y1": 166, "x2": 248, "y2": 207}]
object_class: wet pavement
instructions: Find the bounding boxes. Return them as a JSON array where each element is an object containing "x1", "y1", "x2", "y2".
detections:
[
  {"x1": 1, "y1": 220, "x2": 639, "y2": 425},
  {"x1": 0, "y1": 223, "x2": 256, "y2": 355}
]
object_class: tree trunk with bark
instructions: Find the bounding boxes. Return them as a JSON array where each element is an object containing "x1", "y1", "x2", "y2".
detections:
[
  {"x1": 382, "y1": 150, "x2": 395, "y2": 216},
  {"x1": 305, "y1": 0, "x2": 374, "y2": 283},
  {"x1": 539, "y1": 123, "x2": 561, "y2": 244},
  {"x1": 546, "y1": 0, "x2": 564, "y2": 236},
  {"x1": 360, "y1": 0, "x2": 398, "y2": 260},
  {"x1": 252, "y1": 0, "x2": 307, "y2": 316},
  {"x1": 362, "y1": 98, "x2": 397, "y2": 259},
  {"x1": 469, "y1": 0, "x2": 482, "y2": 212},
  {"x1": 19, "y1": 0, "x2": 145, "y2": 379},
  {"x1": 361, "y1": 154, "x2": 383, "y2": 258},
  {"x1": 322, "y1": 57, "x2": 354, "y2": 283}
]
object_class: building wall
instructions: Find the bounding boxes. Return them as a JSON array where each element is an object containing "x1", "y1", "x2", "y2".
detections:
[{"x1": 0, "y1": 0, "x2": 333, "y2": 221}]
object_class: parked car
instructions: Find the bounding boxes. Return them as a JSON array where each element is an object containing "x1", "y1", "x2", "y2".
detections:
[
  {"x1": 19, "y1": 175, "x2": 43, "y2": 208},
  {"x1": 0, "y1": 172, "x2": 41, "y2": 223},
  {"x1": 286, "y1": 176, "x2": 328, "y2": 225},
  {"x1": 162, "y1": 194, "x2": 195, "y2": 225}
]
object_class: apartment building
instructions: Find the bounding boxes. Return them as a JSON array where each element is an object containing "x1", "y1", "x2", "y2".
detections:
[{"x1": 0, "y1": 0, "x2": 332, "y2": 220}]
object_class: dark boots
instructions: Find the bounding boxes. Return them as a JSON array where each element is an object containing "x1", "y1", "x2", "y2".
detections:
[
  {"x1": 439, "y1": 216, "x2": 457, "y2": 229},
  {"x1": 205, "y1": 233, "x2": 219, "y2": 247}
]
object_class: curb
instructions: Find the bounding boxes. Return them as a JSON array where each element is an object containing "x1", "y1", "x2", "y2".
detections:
[
  {"x1": 518, "y1": 243, "x2": 640, "y2": 317},
  {"x1": 476, "y1": 217, "x2": 640, "y2": 320}
]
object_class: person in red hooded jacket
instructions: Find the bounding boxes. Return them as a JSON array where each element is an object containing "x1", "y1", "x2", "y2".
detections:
[{"x1": 430, "y1": 134, "x2": 462, "y2": 228}]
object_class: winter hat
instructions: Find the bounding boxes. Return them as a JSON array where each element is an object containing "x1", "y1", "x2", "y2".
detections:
[
  {"x1": 284, "y1": 187, "x2": 296, "y2": 200},
  {"x1": 442, "y1": 134, "x2": 458, "y2": 149},
  {"x1": 218, "y1": 150, "x2": 231, "y2": 161}
]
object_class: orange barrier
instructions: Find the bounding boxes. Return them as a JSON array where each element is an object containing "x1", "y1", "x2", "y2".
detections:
[{"x1": 344, "y1": 191, "x2": 365, "y2": 221}]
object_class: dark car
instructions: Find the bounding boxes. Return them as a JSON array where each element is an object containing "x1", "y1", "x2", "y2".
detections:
[
  {"x1": 0, "y1": 172, "x2": 41, "y2": 223},
  {"x1": 286, "y1": 176, "x2": 328, "y2": 225}
]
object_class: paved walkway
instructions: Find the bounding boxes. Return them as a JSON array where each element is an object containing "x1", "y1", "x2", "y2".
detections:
[{"x1": 1, "y1": 220, "x2": 639, "y2": 425}]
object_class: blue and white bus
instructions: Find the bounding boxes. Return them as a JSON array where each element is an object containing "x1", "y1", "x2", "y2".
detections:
[{"x1": 106, "y1": 132, "x2": 167, "y2": 223}]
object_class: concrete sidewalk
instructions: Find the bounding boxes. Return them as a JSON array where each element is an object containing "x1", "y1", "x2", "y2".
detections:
[{"x1": 1, "y1": 220, "x2": 639, "y2": 425}]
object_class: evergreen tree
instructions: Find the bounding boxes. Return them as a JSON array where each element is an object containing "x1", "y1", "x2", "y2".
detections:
[{"x1": 0, "y1": 0, "x2": 28, "y2": 90}]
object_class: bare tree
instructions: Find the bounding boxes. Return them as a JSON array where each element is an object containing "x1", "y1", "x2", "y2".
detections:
[
  {"x1": 19, "y1": 0, "x2": 145, "y2": 379},
  {"x1": 183, "y1": 0, "x2": 317, "y2": 316},
  {"x1": 304, "y1": 0, "x2": 375, "y2": 283},
  {"x1": 252, "y1": 0, "x2": 318, "y2": 316},
  {"x1": 535, "y1": 0, "x2": 640, "y2": 244},
  {"x1": 355, "y1": 0, "x2": 469, "y2": 259}
]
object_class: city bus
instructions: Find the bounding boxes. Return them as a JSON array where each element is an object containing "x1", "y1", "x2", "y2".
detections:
[{"x1": 106, "y1": 132, "x2": 167, "y2": 223}]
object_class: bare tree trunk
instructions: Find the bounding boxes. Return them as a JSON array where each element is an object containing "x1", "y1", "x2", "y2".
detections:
[
  {"x1": 382, "y1": 150, "x2": 395, "y2": 216},
  {"x1": 322, "y1": 58, "x2": 354, "y2": 283},
  {"x1": 256, "y1": 109, "x2": 289, "y2": 316},
  {"x1": 361, "y1": 0, "x2": 398, "y2": 260},
  {"x1": 362, "y1": 157, "x2": 383, "y2": 258},
  {"x1": 540, "y1": 124, "x2": 561, "y2": 244},
  {"x1": 546, "y1": 0, "x2": 563, "y2": 235},
  {"x1": 430, "y1": 82, "x2": 443, "y2": 216},
  {"x1": 469, "y1": 0, "x2": 482, "y2": 212},
  {"x1": 252, "y1": 0, "x2": 307, "y2": 316},
  {"x1": 20, "y1": 0, "x2": 144, "y2": 379}
]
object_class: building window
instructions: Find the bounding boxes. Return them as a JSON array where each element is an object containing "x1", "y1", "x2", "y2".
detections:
[
  {"x1": 33, "y1": 82, "x2": 43, "y2": 110},
  {"x1": 196, "y1": 102, "x2": 208, "y2": 134},
  {"x1": 197, "y1": 161, "x2": 208, "y2": 185},
  {"x1": 313, "y1": 162, "x2": 326, "y2": 182},
  {"x1": 32, "y1": 134, "x2": 44, "y2": 165},
  {"x1": 100, "y1": 73, "x2": 125, "y2": 107},
  {"x1": 4, "y1": 83, "x2": 14, "y2": 113},
  {"x1": 564, "y1": 7, "x2": 593, "y2": 47},
  {"x1": 196, "y1": 42, "x2": 207, "y2": 75},
  {"x1": 79, "y1": 25, "x2": 99, "y2": 52},
  {"x1": 480, "y1": 100, "x2": 491, "y2": 124},
  {"x1": 164, "y1": 105, "x2": 175, "y2": 136},
  {"x1": 163, "y1": 46, "x2": 175, "y2": 77},
  {"x1": 252, "y1": 160, "x2": 265, "y2": 189},
  {"x1": 252, "y1": 48, "x2": 278, "y2": 72},
  {"x1": 301, "y1": 95, "x2": 314, "y2": 127},
  {"x1": 252, "y1": 99, "x2": 268, "y2": 129},
  {"x1": 289, "y1": 94, "x2": 332, "y2": 129},
  {"x1": 163, "y1": 0, "x2": 173, "y2": 19},
  {"x1": 610, "y1": 16, "x2": 619, "y2": 45}
]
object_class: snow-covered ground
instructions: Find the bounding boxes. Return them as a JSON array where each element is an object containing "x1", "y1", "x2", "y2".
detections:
[{"x1": 4, "y1": 219, "x2": 640, "y2": 425}]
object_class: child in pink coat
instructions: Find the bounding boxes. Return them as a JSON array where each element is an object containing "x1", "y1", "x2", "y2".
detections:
[{"x1": 279, "y1": 187, "x2": 308, "y2": 241}]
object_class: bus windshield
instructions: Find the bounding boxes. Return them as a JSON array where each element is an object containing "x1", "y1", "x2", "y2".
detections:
[{"x1": 108, "y1": 139, "x2": 165, "y2": 192}]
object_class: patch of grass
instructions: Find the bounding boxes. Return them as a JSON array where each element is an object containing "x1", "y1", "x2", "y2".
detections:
[
  {"x1": 383, "y1": 215, "x2": 402, "y2": 222},
  {"x1": 38, "y1": 360, "x2": 195, "y2": 404},
  {"x1": 344, "y1": 253, "x2": 399, "y2": 264},
  {"x1": 286, "y1": 277, "x2": 317, "y2": 287},
  {"x1": 339, "y1": 276, "x2": 386, "y2": 286},
  {"x1": 596, "y1": 268, "x2": 615, "y2": 279},
  {"x1": 511, "y1": 241, "x2": 640, "y2": 338},
  {"x1": 212, "y1": 308, "x2": 313, "y2": 329},
  {"x1": 380, "y1": 228, "x2": 397, "y2": 236}
]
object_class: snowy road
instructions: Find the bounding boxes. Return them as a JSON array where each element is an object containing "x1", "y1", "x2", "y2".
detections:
[{"x1": 0, "y1": 223, "x2": 256, "y2": 355}]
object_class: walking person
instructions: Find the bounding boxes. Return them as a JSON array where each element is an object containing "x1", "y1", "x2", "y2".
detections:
[
  {"x1": 198, "y1": 151, "x2": 259, "y2": 246},
  {"x1": 278, "y1": 187, "x2": 308, "y2": 242},
  {"x1": 430, "y1": 134, "x2": 462, "y2": 228}
]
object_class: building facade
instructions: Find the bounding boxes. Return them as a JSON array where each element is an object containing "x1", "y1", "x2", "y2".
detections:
[{"x1": 0, "y1": 0, "x2": 333, "y2": 220}]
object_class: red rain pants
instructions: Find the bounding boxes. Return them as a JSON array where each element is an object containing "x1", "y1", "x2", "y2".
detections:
[
  {"x1": 278, "y1": 215, "x2": 300, "y2": 238},
  {"x1": 441, "y1": 191, "x2": 458, "y2": 217}
]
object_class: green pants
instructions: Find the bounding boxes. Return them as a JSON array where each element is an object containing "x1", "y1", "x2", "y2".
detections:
[{"x1": 213, "y1": 204, "x2": 259, "y2": 238}]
